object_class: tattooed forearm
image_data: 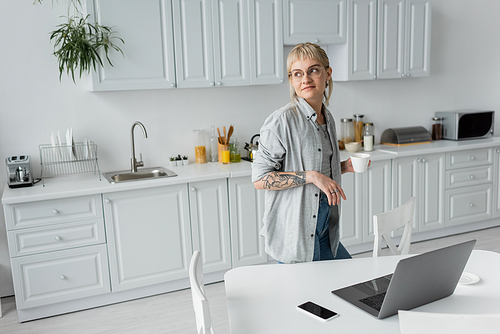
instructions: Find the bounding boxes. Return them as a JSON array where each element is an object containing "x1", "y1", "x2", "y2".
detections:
[{"x1": 262, "y1": 171, "x2": 306, "y2": 190}]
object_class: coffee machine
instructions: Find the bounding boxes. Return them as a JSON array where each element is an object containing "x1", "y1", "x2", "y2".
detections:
[{"x1": 6, "y1": 155, "x2": 34, "y2": 188}]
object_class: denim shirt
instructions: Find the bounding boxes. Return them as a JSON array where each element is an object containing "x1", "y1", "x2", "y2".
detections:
[{"x1": 252, "y1": 98, "x2": 342, "y2": 263}]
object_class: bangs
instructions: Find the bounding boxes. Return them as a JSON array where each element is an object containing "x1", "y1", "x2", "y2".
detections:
[{"x1": 287, "y1": 45, "x2": 325, "y2": 73}]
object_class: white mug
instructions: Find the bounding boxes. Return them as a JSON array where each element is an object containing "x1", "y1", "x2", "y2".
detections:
[{"x1": 350, "y1": 153, "x2": 370, "y2": 173}]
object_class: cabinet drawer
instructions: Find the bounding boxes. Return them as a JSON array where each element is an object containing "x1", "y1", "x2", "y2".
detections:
[
  {"x1": 445, "y1": 184, "x2": 492, "y2": 226},
  {"x1": 8, "y1": 219, "x2": 105, "y2": 257},
  {"x1": 5, "y1": 195, "x2": 102, "y2": 230},
  {"x1": 445, "y1": 166, "x2": 493, "y2": 189},
  {"x1": 446, "y1": 148, "x2": 493, "y2": 170},
  {"x1": 11, "y1": 244, "x2": 110, "y2": 310}
]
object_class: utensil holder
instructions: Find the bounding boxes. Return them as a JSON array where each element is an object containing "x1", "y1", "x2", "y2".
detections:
[{"x1": 218, "y1": 143, "x2": 229, "y2": 163}]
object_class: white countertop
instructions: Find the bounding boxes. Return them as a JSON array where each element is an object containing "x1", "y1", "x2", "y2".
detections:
[{"x1": 3, "y1": 137, "x2": 500, "y2": 205}]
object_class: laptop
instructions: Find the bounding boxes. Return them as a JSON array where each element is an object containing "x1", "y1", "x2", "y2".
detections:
[{"x1": 332, "y1": 239, "x2": 476, "y2": 319}]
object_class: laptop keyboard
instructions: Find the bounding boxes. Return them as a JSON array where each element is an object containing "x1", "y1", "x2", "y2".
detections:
[{"x1": 359, "y1": 292, "x2": 387, "y2": 311}]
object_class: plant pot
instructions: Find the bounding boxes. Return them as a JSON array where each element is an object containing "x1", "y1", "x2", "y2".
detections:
[
  {"x1": 183, "y1": 159, "x2": 189, "y2": 166},
  {"x1": 176, "y1": 160, "x2": 183, "y2": 166},
  {"x1": 169, "y1": 161, "x2": 176, "y2": 167}
]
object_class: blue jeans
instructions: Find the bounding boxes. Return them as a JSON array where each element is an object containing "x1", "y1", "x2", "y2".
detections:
[{"x1": 313, "y1": 192, "x2": 352, "y2": 261}]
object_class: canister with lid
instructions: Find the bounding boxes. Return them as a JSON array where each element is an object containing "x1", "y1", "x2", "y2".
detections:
[
  {"x1": 341, "y1": 118, "x2": 355, "y2": 144},
  {"x1": 354, "y1": 114, "x2": 364, "y2": 143},
  {"x1": 431, "y1": 117, "x2": 443, "y2": 140},
  {"x1": 363, "y1": 123, "x2": 374, "y2": 151}
]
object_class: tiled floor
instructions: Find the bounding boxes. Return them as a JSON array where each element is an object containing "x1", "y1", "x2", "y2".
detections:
[{"x1": 1, "y1": 226, "x2": 499, "y2": 333}]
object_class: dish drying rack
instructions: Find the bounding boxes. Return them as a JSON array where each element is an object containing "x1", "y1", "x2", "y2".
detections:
[{"x1": 39, "y1": 142, "x2": 101, "y2": 186}]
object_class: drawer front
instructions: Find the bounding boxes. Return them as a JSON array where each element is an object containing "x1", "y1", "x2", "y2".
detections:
[
  {"x1": 445, "y1": 166, "x2": 493, "y2": 189},
  {"x1": 445, "y1": 184, "x2": 492, "y2": 226},
  {"x1": 5, "y1": 194, "x2": 102, "y2": 230},
  {"x1": 446, "y1": 148, "x2": 493, "y2": 170},
  {"x1": 8, "y1": 219, "x2": 105, "y2": 257},
  {"x1": 11, "y1": 244, "x2": 110, "y2": 309}
]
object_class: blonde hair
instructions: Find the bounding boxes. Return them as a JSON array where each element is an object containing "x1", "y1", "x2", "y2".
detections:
[{"x1": 287, "y1": 43, "x2": 333, "y2": 106}]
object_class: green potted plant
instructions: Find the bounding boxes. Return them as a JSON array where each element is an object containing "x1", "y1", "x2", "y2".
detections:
[
  {"x1": 169, "y1": 156, "x2": 177, "y2": 167},
  {"x1": 182, "y1": 155, "x2": 189, "y2": 165},
  {"x1": 176, "y1": 154, "x2": 183, "y2": 166},
  {"x1": 36, "y1": 0, "x2": 124, "y2": 83}
]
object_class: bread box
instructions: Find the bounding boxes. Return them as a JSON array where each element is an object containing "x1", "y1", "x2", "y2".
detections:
[{"x1": 380, "y1": 126, "x2": 431, "y2": 146}]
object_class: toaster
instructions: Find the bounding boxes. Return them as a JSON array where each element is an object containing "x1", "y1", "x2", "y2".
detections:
[{"x1": 6, "y1": 155, "x2": 34, "y2": 188}]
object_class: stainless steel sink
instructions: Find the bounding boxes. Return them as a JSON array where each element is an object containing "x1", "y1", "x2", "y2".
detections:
[{"x1": 103, "y1": 167, "x2": 177, "y2": 184}]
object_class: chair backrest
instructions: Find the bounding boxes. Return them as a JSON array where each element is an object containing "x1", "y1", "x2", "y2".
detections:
[
  {"x1": 189, "y1": 250, "x2": 216, "y2": 334},
  {"x1": 373, "y1": 197, "x2": 415, "y2": 257},
  {"x1": 399, "y1": 310, "x2": 500, "y2": 334}
]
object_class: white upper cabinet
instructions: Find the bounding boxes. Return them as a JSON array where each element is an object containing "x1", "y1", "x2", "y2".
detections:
[
  {"x1": 283, "y1": 0, "x2": 346, "y2": 45},
  {"x1": 174, "y1": 0, "x2": 282, "y2": 88},
  {"x1": 328, "y1": 0, "x2": 431, "y2": 81},
  {"x1": 87, "y1": 0, "x2": 176, "y2": 91},
  {"x1": 248, "y1": 0, "x2": 284, "y2": 84},
  {"x1": 88, "y1": 0, "x2": 283, "y2": 90}
]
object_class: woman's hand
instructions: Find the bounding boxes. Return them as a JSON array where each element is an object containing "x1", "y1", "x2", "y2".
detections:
[
  {"x1": 341, "y1": 158, "x2": 371, "y2": 174},
  {"x1": 310, "y1": 171, "x2": 346, "y2": 206}
]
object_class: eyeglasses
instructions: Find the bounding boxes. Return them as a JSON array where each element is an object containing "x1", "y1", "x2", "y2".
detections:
[{"x1": 288, "y1": 65, "x2": 327, "y2": 82}]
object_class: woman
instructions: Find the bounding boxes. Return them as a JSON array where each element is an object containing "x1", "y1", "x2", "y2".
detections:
[{"x1": 252, "y1": 43, "x2": 356, "y2": 264}]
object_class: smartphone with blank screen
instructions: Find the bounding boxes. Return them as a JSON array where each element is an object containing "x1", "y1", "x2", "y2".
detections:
[{"x1": 297, "y1": 301, "x2": 339, "y2": 321}]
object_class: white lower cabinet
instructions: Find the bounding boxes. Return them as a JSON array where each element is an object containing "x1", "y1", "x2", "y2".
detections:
[
  {"x1": 392, "y1": 153, "x2": 446, "y2": 233},
  {"x1": 188, "y1": 179, "x2": 232, "y2": 273},
  {"x1": 103, "y1": 184, "x2": 192, "y2": 292},
  {"x1": 228, "y1": 176, "x2": 267, "y2": 267},
  {"x1": 494, "y1": 147, "x2": 500, "y2": 218},
  {"x1": 11, "y1": 245, "x2": 110, "y2": 310},
  {"x1": 444, "y1": 148, "x2": 494, "y2": 226},
  {"x1": 340, "y1": 159, "x2": 392, "y2": 246}
]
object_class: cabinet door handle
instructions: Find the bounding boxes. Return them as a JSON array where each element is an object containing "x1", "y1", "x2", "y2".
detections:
[
  {"x1": 496, "y1": 149, "x2": 500, "y2": 153},
  {"x1": 60, "y1": 275, "x2": 66, "y2": 280},
  {"x1": 421, "y1": 158, "x2": 426, "y2": 163},
  {"x1": 373, "y1": 75, "x2": 377, "y2": 79},
  {"x1": 469, "y1": 202, "x2": 474, "y2": 207},
  {"x1": 210, "y1": 82, "x2": 215, "y2": 86},
  {"x1": 401, "y1": 73, "x2": 405, "y2": 78},
  {"x1": 104, "y1": 198, "x2": 110, "y2": 204},
  {"x1": 170, "y1": 83, "x2": 175, "y2": 88},
  {"x1": 216, "y1": 81, "x2": 222, "y2": 86},
  {"x1": 417, "y1": 158, "x2": 421, "y2": 162},
  {"x1": 54, "y1": 235, "x2": 62, "y2": 241},
  {"x1": 190, "y1": 187, "x2": 196, "y2": 192},
  {"x1": 470, "y1": 156, "x2": 475, "y2": 160},
  {"x1": 470, "y1": 175, "x2": 474, "y2": 179},
  {"x1": 314, "y1": 39, "x2": 319, "y2": 43},
  {"x1": 52, "y1": 209, "x2": 59, "y2": 214}
]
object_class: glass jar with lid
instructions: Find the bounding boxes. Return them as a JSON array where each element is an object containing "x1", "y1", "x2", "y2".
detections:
[
  {"x1": 431, "y1": 117, "x2": 443, "y2": 140},
  {"x1": 363, "y1": 123, "x2": 374, "y2": 151},
  {"x1": 354, "y1": 114, "x2": 364, "y2": 143},
  {"x1": 340, "y1": 118, "x2": 355, "y2": 145}
]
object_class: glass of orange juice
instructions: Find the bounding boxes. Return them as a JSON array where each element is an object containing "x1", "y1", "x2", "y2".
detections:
[{"x1": 221, "y1": 145, "x2": 230, "y2": 164}]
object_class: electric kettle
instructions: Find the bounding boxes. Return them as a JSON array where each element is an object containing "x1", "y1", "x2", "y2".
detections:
[{"x1": 244, "y1": 134, "x2": 260, "y2": 162}]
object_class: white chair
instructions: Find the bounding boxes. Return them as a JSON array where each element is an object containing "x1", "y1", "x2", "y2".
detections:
[
  {"x1": 399, "y1": 310, "x2": 500, "y2": 334},
  {"x1": 373, "y1": 197, "x2": 415, "y2": 257},
  {"x1": 189, "y1": 250, "x2": 216, "y2": 334}
]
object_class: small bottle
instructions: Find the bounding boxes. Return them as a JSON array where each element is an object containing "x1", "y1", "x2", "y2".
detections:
[
  {"x1": 210, "y1": 125, "x2": 218, "y2": 162},
  {"x1": 363, "y1": 123, "x2": 374, "y2": 151},
  {"x1": 193, "y1": 129, "x2": 207, "y2": 164},
  {"x1": 431, "y1": 117, "x2": 443, "y2": 140},
  {"x1": 230, "y1": 137, "x2": 241, "y2": 163},
  {"x1": 354, "y1": 114, "x2": 364, "y2": 143}
]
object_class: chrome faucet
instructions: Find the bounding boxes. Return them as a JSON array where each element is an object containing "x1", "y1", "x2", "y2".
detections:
[{"x1": 131, "y1": 121, "x2": 148, "y2": 173}]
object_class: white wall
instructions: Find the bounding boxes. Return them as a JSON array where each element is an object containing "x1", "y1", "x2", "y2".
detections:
[{"x1": 1, "y1": 0, "x2": 499, "y2": 296}]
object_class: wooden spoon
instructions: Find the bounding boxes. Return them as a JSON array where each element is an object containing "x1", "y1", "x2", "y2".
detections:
[
  {"x1": 223, "y1": 126, "x2": 227, "y2": 145},
  {"x1": 227, "y1": 125, "x2": 234, "y2": 143},
  {"x1": 217, "y1": 127, "x2": 222, "y2": 144}
]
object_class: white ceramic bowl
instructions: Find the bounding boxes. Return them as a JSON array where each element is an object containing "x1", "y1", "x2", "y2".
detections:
[{"x1": 344, "y1": 142, "x2": 361, "y2": 153}]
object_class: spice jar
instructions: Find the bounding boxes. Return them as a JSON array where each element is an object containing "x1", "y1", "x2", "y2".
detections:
[
  {"x1": 363, "y1": 123, "x2": 374, "y2": 151},
  {"x1": 340, "y1": 118, "x2": 355, "y2": 145},
  {"x1": 193, "y1": 129, "x2": 207, "y2": 164},
  {"x1": 431, "y1": 117, "x2": 443, "y2": 140},
  {"x1": 354, "y1": 114, "x2": 364, "y2": 143}
]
